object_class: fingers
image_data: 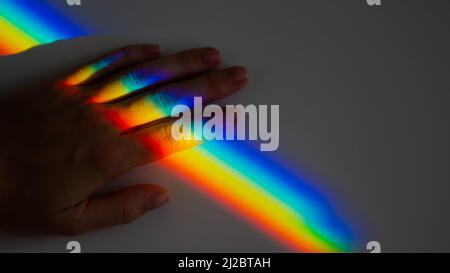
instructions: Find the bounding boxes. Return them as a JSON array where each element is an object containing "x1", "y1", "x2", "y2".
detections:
[
  {"x1": 122, "y1": 118, "x2": 201, "y2": 161},
  {"x1": 88, "y1": 47, "x2": 222, "y2": 103},
  {"x1": 103, "y1": 66, "x2": 248, "y2": 131},
  {"x1": 64, "y1": 44, "x2": 161, "y2": 86},
  {"x1": 59, "y1": 184, "x2": 169, "y2": 235}
]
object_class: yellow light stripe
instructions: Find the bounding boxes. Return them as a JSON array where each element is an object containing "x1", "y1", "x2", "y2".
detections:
[
  {"x1": 65, "y1": 66, "x2": 97, "y2": 86},
  {"x1": 0, "y1": 16, "x2": 39, "y2": 54},
  {"x1": 161, "y1": 148, "x2": 340, "y2": 252}
]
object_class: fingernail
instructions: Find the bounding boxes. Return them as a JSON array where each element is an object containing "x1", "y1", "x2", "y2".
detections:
[
  {"x1": 227, "y1": 66, "x2": 248, "y2": 85},
  {"x1": 146, "y1": 191, "x2": 169, "y2": 210},
  {"x1": 200, "y1": 47, "x2": 221, "y2": 66},
  {"x1": 143, "y1": 45, "x2": 160, "y2": 55}
]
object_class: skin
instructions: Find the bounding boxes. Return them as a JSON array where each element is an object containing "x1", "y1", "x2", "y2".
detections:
[{"x1": 0, "y1": 44, "x2": 248, "y2": 235}]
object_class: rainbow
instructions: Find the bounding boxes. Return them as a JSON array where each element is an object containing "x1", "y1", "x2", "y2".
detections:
[
  {"x1": 159, "y1": 142, "x2": 354, "y2": 252},
  {"x1": 0, "y1": 0, "x2": 87, "y2": 55},
  {"x1": 1, "y1": 0, "x2": 356, "y2": 252}
]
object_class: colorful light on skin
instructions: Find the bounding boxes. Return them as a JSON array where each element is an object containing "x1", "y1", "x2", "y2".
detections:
[
  {"x1": 90, "y1": 68, "x2": 165, "y2": 103},
  {"x1": 133, "y1": 121, "x2": 202, "y2": 161},
  {"x1": 2, "y1": 0, "x2": 356, "y2": 252},
  {"x1": 0, "y1": 0, "x2": 87, "y2": 55},
  {"x1": 65, "y1": 52, "x2": 125, "y2": 86}
]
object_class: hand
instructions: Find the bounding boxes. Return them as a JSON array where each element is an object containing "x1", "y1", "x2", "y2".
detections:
[{"x1": 0, "y1": 44, "x2": 248, "y2": 235}]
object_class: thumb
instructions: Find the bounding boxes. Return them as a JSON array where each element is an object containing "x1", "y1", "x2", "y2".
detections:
[{"x1": 59, "y1": 184, "x2": 169, "y2": 235}]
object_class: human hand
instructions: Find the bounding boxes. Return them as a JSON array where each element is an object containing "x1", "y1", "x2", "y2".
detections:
[{"x1": 0, "y1": 44, "x2": 247, "y2": 235}]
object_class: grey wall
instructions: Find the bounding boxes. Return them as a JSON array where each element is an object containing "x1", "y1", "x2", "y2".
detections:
[{"x1": 0, "y1": 0, "x2": 449, "y2": 252}]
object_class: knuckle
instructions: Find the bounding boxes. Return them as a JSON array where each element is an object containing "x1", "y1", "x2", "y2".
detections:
[
  {"x1": 120, "y1": 45, "x2": 136, "y2": 61},
  {"x1": 55, "y1": 203, "x2": 88, "y2": 236},
  {"x1": 204, "y1": 73, "x2": 220, "y2": 93},
  {"x1": 177, "y1": 51, "x2": 197, "y2": 72},
  {"x1": 161, "y1": 124, "x2": 176, "y2": 148},
  {"x1": 117, "y1": 203, "x2": 140, "y2": 225}
]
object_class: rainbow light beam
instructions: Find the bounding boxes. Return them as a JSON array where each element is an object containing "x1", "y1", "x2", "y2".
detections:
[
  {"x1": 159, "y1": 141, "x2": 355, "y2": 252},
  {"x1": 0, "y1": 0, "x2": 88, "y2": 55}
]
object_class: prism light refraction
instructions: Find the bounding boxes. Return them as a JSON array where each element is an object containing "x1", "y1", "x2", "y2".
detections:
[
  {"x1": 0, "y1": 0, "x2": 87, "y2": 55},
  {"x1": 1, "y1": 0, "x2": 356, "y2": 252}
]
